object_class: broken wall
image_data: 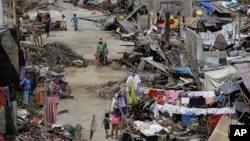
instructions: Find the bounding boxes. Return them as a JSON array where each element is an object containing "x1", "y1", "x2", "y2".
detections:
[
  {"x1": 141, "y1": 0, "x2": 192, "y2": 17},
  {"x1": 186, "y1": 28, "x2": 202, "y2": 61},
  {"x1": 0, "y1": 28, "x2": 19, "y2": 86}
]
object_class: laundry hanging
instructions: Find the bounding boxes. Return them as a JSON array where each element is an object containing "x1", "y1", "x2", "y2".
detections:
[{"x1": 127, "y1": 81, "x2": 137, "y2": 104}]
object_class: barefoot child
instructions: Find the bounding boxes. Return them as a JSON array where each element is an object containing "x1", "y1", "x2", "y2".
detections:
[
  {"x1": 101, "y1": 113, "x2": 110, "y2": 138},
  {"x1": 111, "y1": 112, "x2": 119, "y2": 139}
]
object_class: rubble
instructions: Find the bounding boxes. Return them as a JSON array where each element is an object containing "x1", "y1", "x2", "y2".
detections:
[{"x1": 22, "y1": 41, "x2": 87, "y2": 68}]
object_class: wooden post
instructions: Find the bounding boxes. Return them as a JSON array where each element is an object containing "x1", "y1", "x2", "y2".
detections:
[
  {"x1": 114, "y1": 96, "x2": 134, "y2": 141},
  {"x1": 165, "y1": 12, "x2": 170, "y2": 44},
  {"x1": 188, "y1": 37, "x2": 202, "y2": 90},
  {"x1": 13, "y1": 0, "x2": 16, "y2": 25}
]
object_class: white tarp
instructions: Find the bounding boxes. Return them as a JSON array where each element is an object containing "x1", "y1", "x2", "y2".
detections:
[
  {"x1": 134, "y1": 120, "x2": 164, "y2": 136},
  {"x1": 204, "y1": 65, "x2": 238, "y2": 90}
]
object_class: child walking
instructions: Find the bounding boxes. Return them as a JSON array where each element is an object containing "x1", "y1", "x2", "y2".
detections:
[
  {"x1": 111, "y1": 112, "x2": 119, "y2": 139},
  {"x1": 61, "y1": 15, "x2": 67, "y2": 30},
  {"x1": 71, "y1": 13, "x2": 79, "y2": 31},
  {"x1": 101, "y1": 113, "x2": 110, "y2": 139}
]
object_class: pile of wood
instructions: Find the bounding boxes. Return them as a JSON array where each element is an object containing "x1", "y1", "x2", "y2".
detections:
[
  {"x1": 24, "y1": 42, "x2": 88, "y2": 68},
  {"x1": 240, "y1": 21, "x2": 250, "y2": 34}
]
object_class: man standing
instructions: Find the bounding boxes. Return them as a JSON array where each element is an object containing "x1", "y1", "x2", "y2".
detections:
[
  {"x1": 19, "y1": 72, "x2": 32, "y2": 109},
  {"x1": 96, "y1": 38, "x2": 105, "y2": 66}
]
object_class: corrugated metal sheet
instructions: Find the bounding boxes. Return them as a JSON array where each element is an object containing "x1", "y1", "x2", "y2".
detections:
[
  {"x1": 235, "y1": 63, "x2": 250, "y2": 93},
  {"x1": 117, "y1": 20, "x2": 136, "y2": 33},
  {"x1": 144, "y1": 58, "x2": 167, "y2": 73},
  {"x1": 211, "y1": 2, "x2": 231, "y2": 14}
]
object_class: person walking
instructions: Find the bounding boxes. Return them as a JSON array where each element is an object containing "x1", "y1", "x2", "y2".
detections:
[
  {"x1": 45, "y1": 14, "x2": 51, "y2": 38},
  {"x1": 96, "y1": 38, "x2": 105, "y2": 66},
  {"x1": 71, "y1": 13, "x2": 79, "y2": 31},
  {"x1": 61, "y1": 15, "x2": 67, "y2": 30},
  {"x1": 19, "y1": 72, "x2": 32, "y2": 109},
  {"x1": 101, "y1": 113, "x2": 110, "y2": 139}
]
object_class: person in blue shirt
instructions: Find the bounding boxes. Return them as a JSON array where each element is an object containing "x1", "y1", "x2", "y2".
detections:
[
  {"x1": 71, "y1": 13, "x2": 79, "y2": 31},
  {"x1": 19, "y1": 72, "x2": 32, "y2": 109}
]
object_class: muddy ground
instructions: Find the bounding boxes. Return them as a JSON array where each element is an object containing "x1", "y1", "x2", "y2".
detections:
[{"x1": 41, "y1": 1, "x2": 134, "y2": 141}]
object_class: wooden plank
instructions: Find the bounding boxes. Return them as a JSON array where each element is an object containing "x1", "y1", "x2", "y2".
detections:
[{"x1": 121, "y1": 59, "x2": 135, "y2": 69}]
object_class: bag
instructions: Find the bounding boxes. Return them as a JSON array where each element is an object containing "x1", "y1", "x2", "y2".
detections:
[{"x1": 94, "y1": 53, "x2": 99, "y2": 60}]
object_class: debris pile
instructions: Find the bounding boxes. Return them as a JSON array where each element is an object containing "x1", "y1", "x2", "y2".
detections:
[
  {"x1": 23, "y1": 41, "x2": 87, "y2": 68},
  {"x1": 16, "y1": 111, "x2": 74, "y2": 141}
]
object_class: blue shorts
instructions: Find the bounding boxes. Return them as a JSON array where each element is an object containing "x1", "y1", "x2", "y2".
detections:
[{"x1": 23, "y1": 92, "x2": 30, "y2": 105}]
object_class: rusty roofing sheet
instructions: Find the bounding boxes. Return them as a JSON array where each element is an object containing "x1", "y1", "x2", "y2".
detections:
[
  {"x1": 235, "y1": 63, "x2": 250, "y2": 93},
  {"x1": 117, "y1": 20, "x2": 136, "y2": 33}
]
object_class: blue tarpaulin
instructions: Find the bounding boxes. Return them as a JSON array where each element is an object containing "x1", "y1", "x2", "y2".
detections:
[
  {"x1": 174, "y1": 67, "x2": 193, "y2": 77},
  {"x1": 199, "y1": 2, "x2": 213, "y2": 15}
]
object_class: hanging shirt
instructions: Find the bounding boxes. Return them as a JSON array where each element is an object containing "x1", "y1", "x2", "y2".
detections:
[{"x1": 127, "y1": 81, "x2": 137, "y2": 104}]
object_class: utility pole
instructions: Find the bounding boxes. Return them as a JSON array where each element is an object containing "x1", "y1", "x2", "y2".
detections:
[{"x1": 165, "y1": 12, "x2": 170, "y2": 44}]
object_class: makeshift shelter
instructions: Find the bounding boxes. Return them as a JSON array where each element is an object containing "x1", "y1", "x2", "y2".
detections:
[
  {"x1": 213, "y1": 34, "x2": 228, "y2": 51},
  {"x1": 204, "y1": 65, "x2": 238, "y2": 90},
  {"x1": 185, "y1": 17, "x2": 205, "y2": 30}
]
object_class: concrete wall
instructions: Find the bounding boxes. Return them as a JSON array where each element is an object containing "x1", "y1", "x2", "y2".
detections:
[
  {"x1": 186, "y1": 28, "x2": 202, "y2": 60},
  {"x1": 141, "y1": 0, "x2": 192, "y2": 17},
  {"x1": 0, "y1": 28, "x2": 19, "y2": 86}
]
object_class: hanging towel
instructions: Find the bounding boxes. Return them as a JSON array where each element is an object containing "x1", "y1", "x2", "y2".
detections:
[{"x1": 127, "y1": 81, "x2": 137, "y2": 104}]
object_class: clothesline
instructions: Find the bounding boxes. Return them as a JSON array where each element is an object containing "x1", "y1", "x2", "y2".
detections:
[{"x1": 159, "y1": 104, "x2": 235, "y2": 115}]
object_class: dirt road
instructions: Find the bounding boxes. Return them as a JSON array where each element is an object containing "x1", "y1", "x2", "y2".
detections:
[{"x1": 42, "y1": 1, "x2": 133, "y2": 140}]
